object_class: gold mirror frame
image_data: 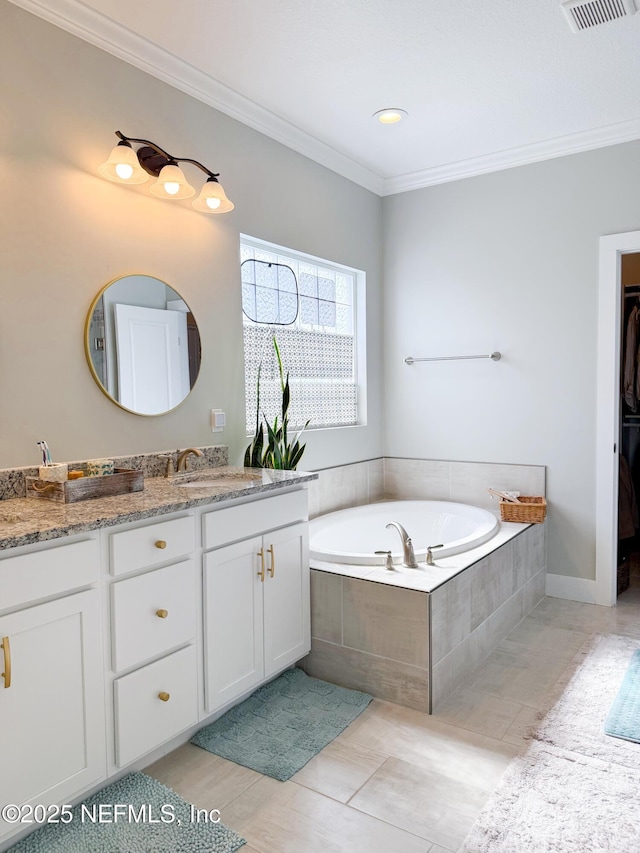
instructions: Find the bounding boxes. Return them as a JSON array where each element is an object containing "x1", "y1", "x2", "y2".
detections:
[{"x1": 84, "y1": 274, "x2": 202, "y2": 417}]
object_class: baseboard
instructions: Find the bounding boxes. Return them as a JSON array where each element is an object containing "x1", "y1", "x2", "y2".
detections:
[{"x1": 545, "y1": 573, "x2": 601, "y2": 604}]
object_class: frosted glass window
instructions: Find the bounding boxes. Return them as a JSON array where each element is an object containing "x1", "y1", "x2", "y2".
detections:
[{"x1": 241, "y1": 238, "x2": 360, "y2": 431}]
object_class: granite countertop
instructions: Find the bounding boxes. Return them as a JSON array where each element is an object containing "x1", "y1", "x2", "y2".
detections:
[{"x1": 0, "y1": 467, "x2": 318, "y2": 551}]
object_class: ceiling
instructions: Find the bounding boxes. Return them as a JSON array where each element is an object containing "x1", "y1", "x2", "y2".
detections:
[{"x1": 10, "y1": 0, "x2": 640, "y2": 195}]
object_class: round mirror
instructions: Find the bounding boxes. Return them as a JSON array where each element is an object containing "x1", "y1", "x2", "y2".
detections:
[{"x1": 85, "y1": 274, "x2": 201, "y2": 416}]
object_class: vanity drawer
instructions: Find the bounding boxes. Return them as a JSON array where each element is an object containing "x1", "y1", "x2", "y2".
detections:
[
  {"x1": 203, "y1": 490, "x2": 308, "y2": 550},
  {"x1": 114, "y1": 644, "x2": 198, "y2": 767},
  {"x1": 109, "y1": 516, "x2": 194, "y2": 576},
  {"x1": 0, "y1": 539, "x2": 98, "y2": 611},
  {"x1": 111, "y1": 559, "x2": 196, "y2": 673}
]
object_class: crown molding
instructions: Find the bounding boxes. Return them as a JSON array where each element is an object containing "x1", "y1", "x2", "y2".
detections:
[
  {"x1": 7, "y1": 0, "x2": 385, "y2": 195},
  {"x1": 8, "y1": 0, "x2": 640, "y2": 199},
  {"x1": 382, "y1": 116, "x2": 640, "y2": 195}
]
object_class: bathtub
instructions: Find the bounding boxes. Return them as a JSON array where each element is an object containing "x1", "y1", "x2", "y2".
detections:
[{"x1": 309, "y1": 500, "x2": 499, "y2": 565}]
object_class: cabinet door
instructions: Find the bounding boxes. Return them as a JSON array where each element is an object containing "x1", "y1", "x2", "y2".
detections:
[
  {"x1": 203, "y1": 536, "x2": 264, "y2": 713},
  {"x1": 263, "y1": 522, "x2": 310, "y2": 678},
  {"x1": 0, "y1": 591, "x2": 106, "y2": 841}
]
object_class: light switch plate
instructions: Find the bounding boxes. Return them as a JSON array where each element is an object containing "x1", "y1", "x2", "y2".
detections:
[{"x1": 210, "y1": 409, "x2": 226, "y2": 432}]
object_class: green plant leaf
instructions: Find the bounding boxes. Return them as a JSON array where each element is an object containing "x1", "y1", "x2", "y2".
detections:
[
  {"x1": 244, "y1": 333, "x2": 310, "y2": 471},
  {"x1": 290, "y1": 442, "x2": 306, "y2": 470},
  {"x1": 244, "y1": 421, "x2": 266, "y2": 468},
  {"x1": 273, "y1": 334, "x2": 285, "y2": 392}
]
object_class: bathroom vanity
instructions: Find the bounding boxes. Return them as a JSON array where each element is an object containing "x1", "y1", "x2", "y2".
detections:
[{"x1": 0, "y1": 466, "x2": 315, "y2": 849}]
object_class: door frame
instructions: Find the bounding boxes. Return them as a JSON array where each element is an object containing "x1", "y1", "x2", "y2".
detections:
[{"x1": 596, "y1": 230, "x2": 640, "y2": 606}]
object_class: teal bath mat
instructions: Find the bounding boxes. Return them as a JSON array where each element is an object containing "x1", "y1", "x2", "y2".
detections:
[
  {"x1": 191, "y1": 668, "x2": 373, "y2": 781},
  {"x1": 6, "y1": 772, "x2": 245, "y2": 853},
  {"x1": 604, "y1": 649, "x2": 640, "y2": 743}
]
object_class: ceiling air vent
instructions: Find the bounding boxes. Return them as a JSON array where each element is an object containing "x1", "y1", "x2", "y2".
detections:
[{"x1": 561, "y1": 0, "x2": 637, "y2": 31}]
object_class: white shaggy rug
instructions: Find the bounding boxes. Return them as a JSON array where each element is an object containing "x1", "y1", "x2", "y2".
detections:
[{"x1": 462, "y1": 634, "x2": 640, "y2": 853}]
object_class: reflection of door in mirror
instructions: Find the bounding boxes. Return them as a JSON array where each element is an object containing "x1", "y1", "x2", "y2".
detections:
[
  {"x1": 114, "y1": 304, "x2": 190, "y2": 415},
  {"x1": 85, "y1": 274, "x2": 202, "y2": 416}
]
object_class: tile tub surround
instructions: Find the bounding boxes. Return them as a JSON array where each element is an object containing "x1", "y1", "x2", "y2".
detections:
[
  {"x1": 0, "y1": 466, "x2": 317, "y2": 550},
  {"x1": 430, "y1": 523, "x2": 546, "y2": 708},
  {"x1": 301, "y1": 572, "x2": 431, "y2": 712},
  {"x1": 308, "y1": 456, "x2": 545, "y2": 518},
  {"x1": 0, "y1": 445, "x2": 230, "y2": 501},
  {"x1": 383, "y1": 457, "x2": 546, "y2": 509},
  {"x1": 302, "y1": 524, "x2": 546, "y2": 712},
  {"x1": 307, "y1": 459, "x2": 384, "y2": 519}
]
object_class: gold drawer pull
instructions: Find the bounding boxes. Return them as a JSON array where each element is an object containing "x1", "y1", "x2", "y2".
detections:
[
  {"x1": 257, "y1": 548, "x2": 265, "y2": 582},
  {"x1": 267, "y1": 544, "x2": 275, "y2": 578},
  {"x1": 156, "y1": 609, "x2": 169, "y2": 619},
  {"x1": 158, "y1": 691, "x2": 170, "y2": 702},
  {"x1": 155, "y1": 540, "x2": 167, "y2": 550},
  {"x1": 1, "y1": 636, "x2": 10, "y2": 689}
]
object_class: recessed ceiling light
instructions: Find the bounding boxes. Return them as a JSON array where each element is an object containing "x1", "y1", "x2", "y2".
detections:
[{"x1": 373, "y1": 108, "x2": 408, "y2": 124}]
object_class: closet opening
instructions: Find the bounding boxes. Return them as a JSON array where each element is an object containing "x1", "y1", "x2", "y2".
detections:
[{"x1": 618, "y1": 252, "x2": 640, "y2": 602}]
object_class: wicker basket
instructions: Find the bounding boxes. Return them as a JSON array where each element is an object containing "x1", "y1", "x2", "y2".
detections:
[{"x1": 499, "y1": 496, "x2": 547, "y2": 524}]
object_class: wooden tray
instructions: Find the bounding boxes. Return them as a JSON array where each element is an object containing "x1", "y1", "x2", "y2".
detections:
[{"x1": 26, "y1": 468, "x2": 144, "y2": 504}]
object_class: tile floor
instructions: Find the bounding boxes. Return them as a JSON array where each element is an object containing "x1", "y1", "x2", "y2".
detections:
[{"x1": 146, "y1": 594, "x2": 640, "y2": 853}]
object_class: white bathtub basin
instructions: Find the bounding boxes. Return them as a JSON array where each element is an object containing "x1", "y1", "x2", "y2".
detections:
[{"x1": 309, "y1": 500, "x2": 499, "y2": 565}]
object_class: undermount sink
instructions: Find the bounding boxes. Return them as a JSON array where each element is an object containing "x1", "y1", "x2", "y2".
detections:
[
  {"x1": 171, "y1": 470, "x2": 262, "y2": 488},
  {"x1": 0, "y1": 512, "x2": 23, "y2": 524},
  {"x1": 174, "y1": 480, "x2": 237, "y2": 489}
]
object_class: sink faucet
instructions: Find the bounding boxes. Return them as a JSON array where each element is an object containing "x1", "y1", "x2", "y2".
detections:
[
  {"x1": 385, "y1": 521, "x2": 418, "y2": 568},
  {"x1": 176, "y1": 447, "x2": 204, "y2": 472}
]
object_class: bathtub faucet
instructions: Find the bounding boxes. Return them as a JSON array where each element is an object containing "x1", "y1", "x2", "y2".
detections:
[{"x1": 385, "y1": 522, "x2": 419, "y2": 568}]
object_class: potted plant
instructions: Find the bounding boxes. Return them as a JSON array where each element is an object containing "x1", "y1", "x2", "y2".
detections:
[{"x1": 244, "y1": 335, "x2": 309, "y2": 470}]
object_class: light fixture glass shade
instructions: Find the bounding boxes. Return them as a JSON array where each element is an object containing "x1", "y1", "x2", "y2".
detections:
[
  {"x1": 192, "y1": 178, "x2": 234, "y2": 213},
  {"x1": 98, "y1": 142, "x2": 149, "y2": 184},
  {"x1": 149, "y1": 164, "x2": 195, "y2": 199}
]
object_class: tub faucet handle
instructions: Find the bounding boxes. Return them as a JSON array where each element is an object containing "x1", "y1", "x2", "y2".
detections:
[
  {"x1": 426, "y1": 544, "x2": 444, "y2": 566},
  {"x1": 375, "y1": 550, "x2": 395, "y2": 571}
]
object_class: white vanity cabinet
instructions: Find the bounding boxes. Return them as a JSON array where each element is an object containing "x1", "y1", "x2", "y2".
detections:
[
  {"x1": 0, "y1": 539, "x2": 106, "y2": 844},
  {"x1": 104, "y1": 513, "x2": 199, "y2": 769},
  {"x1": 202, "y1": 491, "x2": 310, "y2": 713},
  {"x1": 0, "y1": 477, "x2": 313, "y2": 850}
]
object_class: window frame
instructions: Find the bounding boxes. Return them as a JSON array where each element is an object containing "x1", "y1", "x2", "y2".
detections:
[{"x1": 240, "y1": 233, "x2": 367, "y2": 434}]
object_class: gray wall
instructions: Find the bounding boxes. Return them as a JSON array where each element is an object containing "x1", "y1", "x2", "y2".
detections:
[
  {"x1": 0, "y1": 3, "x2": 383, "y2": 470},
  {"x1": 4, "y1": 3, "x2": 639, "y2": 586},
  {"x1": 382, "y1": 142, "x2": 640, "y2": 581}
]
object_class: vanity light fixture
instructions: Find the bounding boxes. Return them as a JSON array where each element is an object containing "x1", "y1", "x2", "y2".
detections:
[{"x1": 98, "y1": 131, "x2": 234, "y2": 214}]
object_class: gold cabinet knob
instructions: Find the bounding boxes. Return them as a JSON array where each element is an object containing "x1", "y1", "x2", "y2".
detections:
[
  {"x1": 155, "y1": 540, "x2": 167, "y2": 549},
  {"x1": 156, "y1": 609, "x2": 169, "y2": 619},
  {"x1": 158, "y1": 691, "x2": 170, "y2": 702}
]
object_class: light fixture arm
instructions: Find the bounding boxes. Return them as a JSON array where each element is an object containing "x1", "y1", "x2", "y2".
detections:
[
  {"x1": 115, "y1": 130, "x2": 219, "y2": 179},
  {"x1": 101, "y1": 130, "x2": 234, "y2": 213}
]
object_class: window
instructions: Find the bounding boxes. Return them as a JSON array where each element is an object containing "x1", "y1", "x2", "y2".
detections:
[{"x1": 241, "y1": 236, "x2": 365, "y2": 433}]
